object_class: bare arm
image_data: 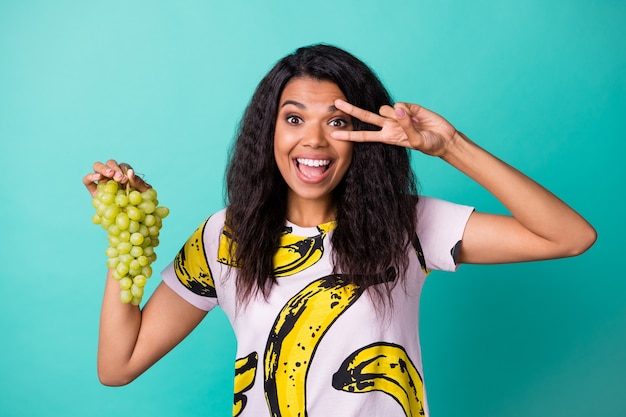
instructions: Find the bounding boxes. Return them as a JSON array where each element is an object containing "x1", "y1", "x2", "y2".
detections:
[
  {"x1": 332, "y1": 100, "x2": 597, "y2": 264},
  {"x1": 440, "y1": 131, "x2": 596, "y2": 263},
  {"x1": 98, "y1": 272, "x2": 206, "y2": 386},
  {"x1": 85, "y1": 160, "x2": 207, "y2": 386}
]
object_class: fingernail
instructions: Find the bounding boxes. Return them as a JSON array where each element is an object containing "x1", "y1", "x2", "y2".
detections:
[
  {"x1": 106, "y1": 169, "x2": 114, "y2": 175},
  {"x1": 114, "y1": 172, "x2": 123, "y2": 180},
  {"x1": 411, "y1": 117, "x2": 419, "y2": 123},
  {"x1": 395, "y1": 107, "x2": 406, "y2": 118}
]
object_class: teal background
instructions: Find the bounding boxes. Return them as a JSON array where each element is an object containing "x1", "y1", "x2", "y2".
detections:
[{"x1": 1, "y1": 0, "x2": 624, "y2": 416}]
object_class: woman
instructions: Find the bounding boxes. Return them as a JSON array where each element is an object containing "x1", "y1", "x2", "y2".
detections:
[{"x1": 83, "y1": 44, "x2": 596, "y2": 417}]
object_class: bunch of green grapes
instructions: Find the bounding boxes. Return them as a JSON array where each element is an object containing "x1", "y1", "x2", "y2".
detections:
[{"x1": 92, "y1": 180, "x2": 169, "y2": 305}]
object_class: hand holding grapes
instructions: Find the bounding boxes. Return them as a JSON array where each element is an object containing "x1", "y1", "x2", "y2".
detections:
[
  {"x1": 83, "y1": 159, "x2": 151, "y2": 197},
  {"x1": 85, "y1": 160, "x2": 169, "y2": 305}
]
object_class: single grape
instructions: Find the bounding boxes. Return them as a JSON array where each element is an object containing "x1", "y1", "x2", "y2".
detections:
[
  {"x1": 139, "y1": 200, "x2": 156, "y2": 214},
  {"x1": 119, "y1": 230, "x2": 131, "y2": 242},
  {"x1": 130, "y1": 245, "x2": 143, "y2": 257},
  {"x1": 99, "y1": 192, "x2": 115, "y2": 205},
  {"x1": 108, "y1": 224, "x2": 121, "y2": 236},
  {"x1": 143, "y1": 214, "x2": 156, "y2": 227},
  {"x1": 128, "y1": 190, "x2": 142, "y2": 205},
  {"x1": 127, "y1": 206, "x2": 142, "y2": 221},
  {"x1": 116, "y1": 262, "x2": 129, "y2": 276},
  {"x1": 120, "y1": 290, "x2": 133, "y2": 304},
  {"x1": 115, "y1": 193, "x2": 129, "y2": 207},
  {"x1": 131, "y1": 284, "x2": 144, "y2": 298},
  {"x1": 119, "y1": 277, "x2": 133, "y2": 290},
  {"x1": 130, "y1": 233, "x2": 144, "y2": 246},
  {"x1": 103, "y1": 205, "x2": 119, "y2": 220},
  {"x1": 117, "y1": 241, "x2": 132, "y2": 254},
  {"x1": 104, "y1": 180, "x2": 119, "y2": 194},
  {"x1": 106, "y1": 257, "x2": 120, "y2": 269},
  {"x1": 141, "y1": 265, "x2": 152, "y2": 278},
  {"x1": 133, "y1": 275, "x2": 147, "y2": 287},
  {"x1": 139, "y1": 225, "x2": 149, "y2": 237},
  {"x1": 105, "y1": 247, "x2": 118, "y2": 258},
  {"x1": 118, "y1": 253, "x2": 132, "y2": 265},
  {"x1": 142, "y1": 189, "x2": 157, "y2": 201},
  {"x1": 155, "y1": 206, "x2": 169, "y2": 218},
  {"x1": 129, "y1": 259, "x2": 141, "y2": 271},
  {"x1": 116, "y1": 212, "x2": 130, "y2": 230}
]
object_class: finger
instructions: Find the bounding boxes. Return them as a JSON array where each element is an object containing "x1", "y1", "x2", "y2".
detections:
[
  {"x1": 82, "y1": 172, "x2": 102, "y2": 196},
  {"x1": 394, "y1": 104, "x2": 413, "y2": 126},
  {"x1": 379, "y1": 105, "x2": 396, "y2": 120},
  {"x1": 393, "y1": 104, "x2": 421, "y2": 140},
  {"x1": 93, "y1": 160, "x2": 126, "y2": 182},
  {"x1": 104, "y1": 159, "x2": 127, "y2": 182},
  {"x1": 330, "y1": 129, "x2": 386, "y2": 142},
  {"x1": 405, "y1": 103, "x2": 426, "y2": 124},
  {"x1": 334, "y1": 99, "x2": 387, "y2": 127},
  {"x1": 126, "y1": 168, "x2": 152, "y2": 192}
]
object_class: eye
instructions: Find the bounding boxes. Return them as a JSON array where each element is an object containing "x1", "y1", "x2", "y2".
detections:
[
  {"x1": 329, "y1": 118, "x2": 350, "y2": 128},
  {"x1": 286, "y1": 115, "x2": 302, "y2": 125}
]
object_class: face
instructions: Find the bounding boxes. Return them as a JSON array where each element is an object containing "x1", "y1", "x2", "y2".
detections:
[{"x1": 274, "y1": 77, "x2": 354, "y2": 217}]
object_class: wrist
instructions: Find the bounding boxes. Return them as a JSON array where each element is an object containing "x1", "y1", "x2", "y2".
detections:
[{"x1": 439, "y1": 130, "x2": 470, "y2": 162}]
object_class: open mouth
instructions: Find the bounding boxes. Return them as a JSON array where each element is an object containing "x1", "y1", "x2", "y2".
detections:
[{"x1": 296, "y1": 158, "x2": 331, "y2": 179}]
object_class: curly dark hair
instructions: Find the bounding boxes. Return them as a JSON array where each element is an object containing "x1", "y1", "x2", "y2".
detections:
[{"x1": 225, "y1": 44, "x2": 418, "y2": 304}]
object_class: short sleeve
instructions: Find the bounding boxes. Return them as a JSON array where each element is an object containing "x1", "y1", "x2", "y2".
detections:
[
  {"x1": 416, "y1": 196, "x2": 474, "y2": 272},
  {"x1": 161, "y1": 213, "x2": 225, "y2": 312}
]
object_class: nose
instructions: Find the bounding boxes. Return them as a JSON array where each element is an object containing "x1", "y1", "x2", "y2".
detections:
[{"x1": 301, "y1": 122, "x2": 328, "y2": 148}]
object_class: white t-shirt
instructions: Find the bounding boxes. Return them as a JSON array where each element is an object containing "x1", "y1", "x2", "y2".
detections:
[{"x1": 162, "y1": 196, "x2": 474, "y2": 417}]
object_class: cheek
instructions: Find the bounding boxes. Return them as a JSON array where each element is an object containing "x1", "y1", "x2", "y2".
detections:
[
  {"x1": 273, "y1": 133, "x2": 292, "y2": 175},
  {"x1": 339, "y1": 142, "x2": 354, "y2": 165}
]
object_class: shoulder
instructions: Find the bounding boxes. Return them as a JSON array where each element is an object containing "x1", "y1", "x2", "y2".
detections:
[
  {"x1": 204, "y1": 207, "x2": 228, "y2": 231},
  {"x1": 416, "y1": 196, "x2": 474, "y2": 221},
  {"x1": 415, "y1": 196, "x2": 474, "y2": 271}
]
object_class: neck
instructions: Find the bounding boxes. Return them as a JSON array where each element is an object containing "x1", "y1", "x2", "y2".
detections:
[{"x1": 285, "y1": 192, "x2": 336, "y2": 227}]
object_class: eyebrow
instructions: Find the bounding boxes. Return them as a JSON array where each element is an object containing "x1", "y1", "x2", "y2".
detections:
[{"x1": 280, "y1": 99, "x2": 338, "y2": 113}]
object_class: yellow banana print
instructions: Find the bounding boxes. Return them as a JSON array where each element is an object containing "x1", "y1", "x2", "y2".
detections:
[
  {"x1": 218, "y1": 221, "x2": 335, "y2": 277},
  {"x1": 264, "y1": 270, "x2": 397, "y2": 416},
  {"x1": 264, "y1": 274, "x2": 366, "y2": 417},
  {"x1": 174, "y1": 220, "x2": 216, "y2": 297},
  {"x1": 217, "y1": 226, "x2": 239, "y2": 267},
  {"x1": 332, "y1": 342, "x2": 425, "y2": 417},
  {"x1": 233, "y1": 352, "x2": 258, "y2": 417},
  {"x1": 273, "y1": 221, "x2": 334, "y2": 277}
]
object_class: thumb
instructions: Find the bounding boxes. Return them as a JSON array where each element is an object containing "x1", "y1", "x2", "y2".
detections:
[
  {"x1": 120, "y1": 163, "x2": 152, "y2": 191},
  {"x1": 393, "y1": 103, "x2": 417, "y2": 131}
]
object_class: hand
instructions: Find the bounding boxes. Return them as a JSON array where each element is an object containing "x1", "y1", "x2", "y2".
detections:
[
  {"x1": 83, "y1": 159, "x2": 151, "y2": 197},
  {"x1": 331, "y1": 99, "x2": 458, "y2": 157}
]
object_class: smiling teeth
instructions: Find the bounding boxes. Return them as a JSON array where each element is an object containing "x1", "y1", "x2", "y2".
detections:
[{"x1": 297, "y1": 158, "x2": 330, "y2": 167}]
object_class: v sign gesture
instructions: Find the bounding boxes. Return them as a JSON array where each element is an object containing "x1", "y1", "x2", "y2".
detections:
[{"x1": 331, "y1": 99, "x2": 457, "y2": 157}]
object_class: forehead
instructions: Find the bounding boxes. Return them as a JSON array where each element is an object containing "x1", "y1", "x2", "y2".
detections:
[{"x1": 279, "y1": 77, "x2": 346, "y2": 104}]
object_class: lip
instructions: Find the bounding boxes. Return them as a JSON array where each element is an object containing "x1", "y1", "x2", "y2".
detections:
[{"x1": 292, "y1": 155, "x2": 334, "y2": 184}]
